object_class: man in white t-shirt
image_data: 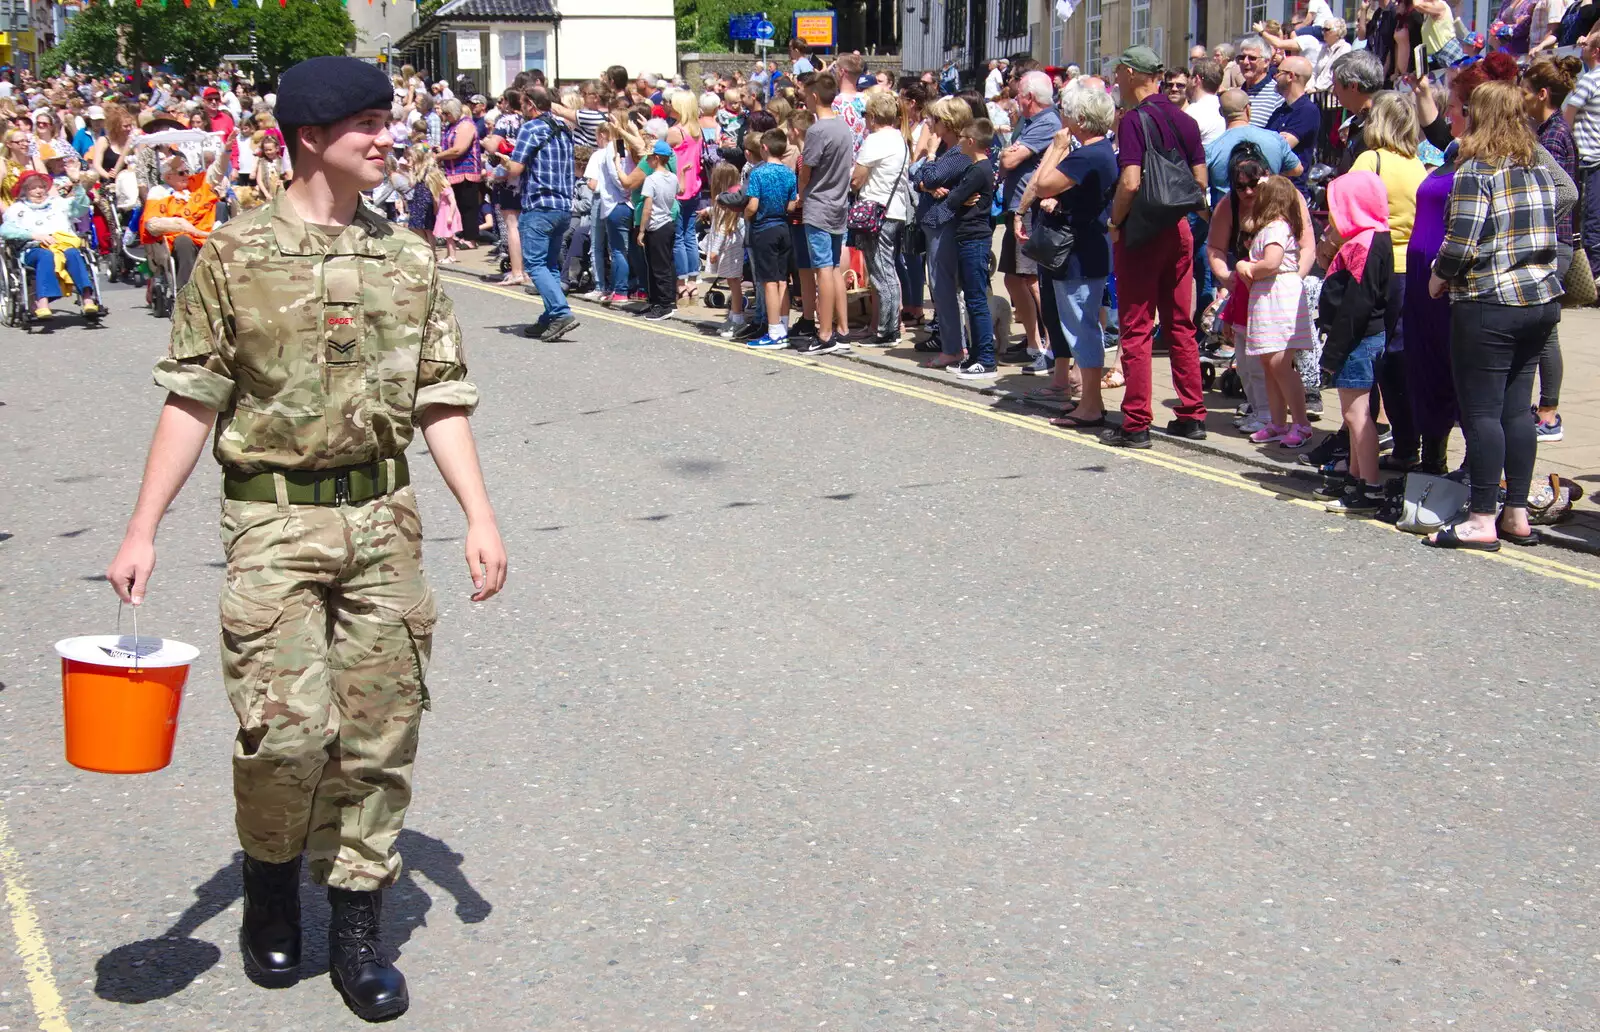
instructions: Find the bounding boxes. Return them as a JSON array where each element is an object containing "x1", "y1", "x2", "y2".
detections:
[
  {"x1": 1300, "y1": 0, "x2": 1336, "y2": 28},
  {"x1": 984, "y1": 60, "x2": 1008, "y2": 99},
  {"x1": 1186, "y1": 58, "x2": 1227, "y2": 146}
]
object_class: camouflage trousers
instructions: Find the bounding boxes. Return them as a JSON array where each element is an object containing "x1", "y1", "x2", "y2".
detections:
[{"x1": 219, "y1": 484, "x2": 436, "y2": 892}]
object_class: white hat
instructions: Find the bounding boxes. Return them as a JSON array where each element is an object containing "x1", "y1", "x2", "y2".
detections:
[{"x1": 87, "y1": 105, "x2": 104, "y2": 119}]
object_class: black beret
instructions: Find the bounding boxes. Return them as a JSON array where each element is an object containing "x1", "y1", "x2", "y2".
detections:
[{"x1": 275, "y1": 56, "x2": 393, "y2": 127}]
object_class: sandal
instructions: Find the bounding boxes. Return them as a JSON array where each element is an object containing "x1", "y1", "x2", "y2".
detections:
[
  {"x1": 1496, "y1": 521, "x2": 1541, "y2": 547},
  {"x1": 497, "y1": 273, "x2": 529, "y2": 287},
  {"x1": 1420, "y1": 525, "x2": 1501, "y2": 552},
  {"x1": 921, "y1": 356, "x2": 963, "y2": 370},
  {"x1": 1050, "y1": 413, "x2": 1106, "y2": 429},
  {"x1": 1101, "y1": 370, "x2": 1125, "y2": 389},
  {"x1": 1026, "y1": 384, "x2": 1073, "y2": 403}
]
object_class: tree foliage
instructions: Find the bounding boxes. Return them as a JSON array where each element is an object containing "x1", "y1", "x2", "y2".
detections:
[
  {"x1": 44, "y1": 1, "x2": 358, "y2": 81},
  {"x1": 674, "y1": 0, "x2": 835, "y2": 53}
]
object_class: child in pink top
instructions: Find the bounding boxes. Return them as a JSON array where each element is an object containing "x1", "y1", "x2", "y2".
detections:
[{"x1": 1236, "y1": 175, "x2": 1314, "y2": 448}]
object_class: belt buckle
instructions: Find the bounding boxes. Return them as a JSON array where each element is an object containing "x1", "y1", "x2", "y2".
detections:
[{"x1": 333, "y1": 471, "x2": 351, "y2": 506}]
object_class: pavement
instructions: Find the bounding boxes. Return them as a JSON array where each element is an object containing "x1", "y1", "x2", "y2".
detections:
[
  {"x1": 2, "y1": 269, "x2": 1599, "y2": 1031},
  {"x1": 484, "y1": 242, "x2": 1600, "y2": 555}
]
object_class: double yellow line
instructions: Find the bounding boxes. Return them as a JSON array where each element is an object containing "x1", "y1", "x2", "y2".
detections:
[{"x1": 448, "y1": 274, "x2": 1600, "y2": 593}]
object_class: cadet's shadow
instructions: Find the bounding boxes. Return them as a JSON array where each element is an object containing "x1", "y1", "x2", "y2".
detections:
[{"x1": 93, "y1": 829, "x2": 490, "y2": 1004}]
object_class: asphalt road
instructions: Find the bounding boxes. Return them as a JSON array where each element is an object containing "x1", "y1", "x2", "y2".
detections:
[{"x1": 1, "y1": 273, "x2": 1597, "y2": 1032}]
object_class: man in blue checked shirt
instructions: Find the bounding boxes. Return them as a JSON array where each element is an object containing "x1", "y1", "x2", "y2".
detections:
[{"x1": 504, "y1": 85, "x2": 580, "y2": 341}]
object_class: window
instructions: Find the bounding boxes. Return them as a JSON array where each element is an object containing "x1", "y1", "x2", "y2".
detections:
[
  {"x1": 945, "y1": 0, "x2": 964, "y2": 50},
  {"x1": 1243, "y1": 0, "x2": 1267, "y2": 31},
  {"x1": 1131, "y1": 0, "x2": 1150, "y2": 46},
  {"x1": 1051, "y1": 3, "x2": 1063, "y2": 65},
  {"x1": 500, "y1": 30, "x2": 547, "y2": 85},
  {"x1": 1086, "y1": 0, "x2": 1102, "y2": 70},
  {"x1": 999, "y1": 0, "x2": 1028, "y2": 39}
]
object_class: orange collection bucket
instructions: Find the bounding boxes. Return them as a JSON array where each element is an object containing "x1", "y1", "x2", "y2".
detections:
[{"x1": 55, "y1": 633, "x2": 198, "y2": 774}]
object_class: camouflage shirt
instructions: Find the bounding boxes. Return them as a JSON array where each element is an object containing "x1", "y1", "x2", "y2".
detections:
[{"x1": 154, "y1": 194, "x2": 478, "y2": 472}]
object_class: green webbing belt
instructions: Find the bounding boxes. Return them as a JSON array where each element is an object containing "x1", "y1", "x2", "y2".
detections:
[{"x1": 222, "y1": 456, "x2": 409, "y2": 506}]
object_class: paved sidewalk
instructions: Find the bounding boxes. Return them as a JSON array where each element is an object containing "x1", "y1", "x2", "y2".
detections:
[{"x1": 465, "y1": 247, "x2": 1600, "y2": 553}]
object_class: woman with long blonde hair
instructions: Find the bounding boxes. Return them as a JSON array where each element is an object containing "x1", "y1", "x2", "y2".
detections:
[
  {"x1": 1424, "y1": 80, "x2": 1562, "y2": 550},
  {"x1": 666, "y1": 90, "x2": 706, "y2": 298}
]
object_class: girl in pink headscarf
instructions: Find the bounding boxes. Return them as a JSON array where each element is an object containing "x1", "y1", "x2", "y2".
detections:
[{"x1": 1316, "y1": 170, "x2": 1393, "y2": 516}]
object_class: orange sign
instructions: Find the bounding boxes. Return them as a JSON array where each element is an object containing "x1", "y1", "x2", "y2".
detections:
[{"x1": 793, "y1": 12, "x2": 835, "y2": 47}]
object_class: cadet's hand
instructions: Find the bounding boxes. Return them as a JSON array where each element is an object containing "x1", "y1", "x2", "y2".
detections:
[
  {"x1": 464, "y1": 519, "x2": 507, "y2": 602},
  {"x1": 107, "y1": 534, "x2": 156, "y2": 606}
]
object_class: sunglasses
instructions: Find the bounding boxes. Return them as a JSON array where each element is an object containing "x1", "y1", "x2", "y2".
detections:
[
  {"x1": 1238, "y1": 54, "x2": 1262, "y2": 62},
  {"x1": 1236, "y1": 179, "x2": 1261, "y2": 192}
]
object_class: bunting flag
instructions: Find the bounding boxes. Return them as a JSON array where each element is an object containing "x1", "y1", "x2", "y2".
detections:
[{"x1": 183, "y1": 0, "x2": 192, "y2": 6}]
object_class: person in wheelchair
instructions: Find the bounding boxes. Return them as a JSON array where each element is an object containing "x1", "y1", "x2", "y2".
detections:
[
  {"x1": 0, "y1": 170, "x2": 101, "y2": 319},
  {"x1": 139, "y1": 129, "x2": 234, "y2": 294}
]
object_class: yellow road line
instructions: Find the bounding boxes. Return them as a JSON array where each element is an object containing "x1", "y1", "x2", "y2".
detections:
[
  {"x1": 0, "y1": 807, "x2": 71, "y2": 1032},
  {"x1": 446, "y1": 274, "x2": 1600, "y2": 592}
]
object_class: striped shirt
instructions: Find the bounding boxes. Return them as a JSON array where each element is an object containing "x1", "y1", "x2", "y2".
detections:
[
  {"x1": 1243, "y1": 76, "x2": 1281, "y2": 128},
  {"x1": 575, "y1": 107, "x2": 607, "y2": 148},
  {"x1": 1562, "y1": 64, "x2": 1600, "y2": 165},
  {"x1": 1433, "y1": 159, "x2": 1561, "y2": 306}
]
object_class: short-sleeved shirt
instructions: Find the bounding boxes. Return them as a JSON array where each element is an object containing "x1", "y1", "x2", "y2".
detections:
[
  {"x1": 1264, "y1": 93, "x2": 1321, "y2": 186},
  {"x1": 511, "y1": 114, "x2": 575, "y2": 212},
  {"x1": 801, "y1": 116, "x2": 855, "y2": 233},
  {"x1": 1242, "y1": 75, "x2": 1282, "y2": 127},
  {"x1": 1053, "y1": 137, "x2": 1117, "y2": 280},
  {"x1": 1205, "y1": 125, "x2": 1301, "y2": 203},
  {"x1": 832, "y1": 93, "x2": 868, "y2": 154},
  {"x1": 154, "y1": 195, "x2": 476, "y2": 473},
  {"x1": 1117, "y1": 94, "x2": 1206, "y2": 173},
  {"x1": 746, "y1": 160, "x2": 798, "y2": 230},
  {"x1": 584, "y1": 148, "x2": 628, "y2": 218},
  {"x1": 1351, "y1": 148, "x2": 1427, "y2": 271},
  {"x1": 1564, "y1": 65, "x2": 1600, "y2": 165},
  {"x1": 855, "y1": 126, "x2": 912, "y2": 221},
  {"x1": 641, "y1": 168, "x2": 678, "y2": 230},
  {"x1": 1002, "y1": 107, "x2": 1064, "y2": 211}
]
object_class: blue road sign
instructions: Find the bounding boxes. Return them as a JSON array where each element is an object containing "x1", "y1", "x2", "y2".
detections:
[
  {"x1": 729, "y1": 14, "x2": 762, "y2": 41},
  {"x1": 755, "y1": 19, "x2": 777, "y2": 40}
]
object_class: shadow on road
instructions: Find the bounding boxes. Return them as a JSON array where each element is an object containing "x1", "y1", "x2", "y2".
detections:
[{"x1": 93, "y1": 828, "x2": 490, "y2": 1004}]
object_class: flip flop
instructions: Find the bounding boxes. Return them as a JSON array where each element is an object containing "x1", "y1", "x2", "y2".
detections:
[
  {"x1": 1050, "y1": 414, "x2": 1105, "y2": 429},
  {"x1": 1421, "y1": 525, "x2": 1501, "y2": 552}
]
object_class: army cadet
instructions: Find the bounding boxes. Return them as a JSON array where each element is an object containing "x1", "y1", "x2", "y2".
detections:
[{"x1": 106, "y1": 57, "x2": 507, "y2": 1022}]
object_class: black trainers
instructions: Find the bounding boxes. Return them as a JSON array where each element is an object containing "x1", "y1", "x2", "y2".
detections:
[
  {"x1": 912, "y1": 336, "x2": 942, "y2": 353},
  {"x1": 1325, "y1": 482, "x2": 1381, "y2": 514},
  {"x1": 998, "y1": 345, "x2": 1034, "y2": 364},
  {"x1": 1163, "y1": 417, "x2": 1207, "y2": 441},
  {"x1": 955, "y1": 360, "x2": 997, "y2": 379},
  {"x1": 791, "y1": 317, "x2": 817, "y2": 338},
  {"x1": 794, "y1": 336, "x2": 846, "y2": 355},
  {"x1": 644, "y1": 306, "x2": 673, "y2": 321},
  {"x1": 539, "y1": 314, "x2": 580, "y2": 339},
  {"x1": 1100, "y1": 426, "x2": 1152, "y2": 449},
  {"x1": 1299, "y1": 427, "x2": 1349, "y2": 467},
  {"x1": 865, "y1": 331, "x2": 901, "y2": 347},
  {"x1": 734, "y1": 321, "x2": 764, "y2": 341},
  {"x1": 1313, "y1": 474, "x2": 1353, "y2": 501}
]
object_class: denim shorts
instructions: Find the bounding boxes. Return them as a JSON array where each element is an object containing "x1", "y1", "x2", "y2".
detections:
[
  {"x1": 1332, "y1": 330, "x2": 1385, "y2": 389},
  {"x1": 803, "y1": 226, "x2": 844, "y2": 269}
]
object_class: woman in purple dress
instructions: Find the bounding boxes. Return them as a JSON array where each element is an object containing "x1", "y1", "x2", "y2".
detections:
[{"x1": 1403, "y1": 70, "x2": 1483, "y2": 474}]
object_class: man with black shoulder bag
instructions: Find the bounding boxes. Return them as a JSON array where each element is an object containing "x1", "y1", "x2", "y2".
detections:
[{"x1": 1104, "y1": 46, "x2": 1211, "y2": 448}]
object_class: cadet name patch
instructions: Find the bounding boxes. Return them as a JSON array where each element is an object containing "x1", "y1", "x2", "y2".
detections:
[{"x1": 327, "y1": 316, "x2": 356, "y2": 326}]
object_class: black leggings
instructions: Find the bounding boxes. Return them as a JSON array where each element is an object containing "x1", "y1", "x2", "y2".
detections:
[
  {"x1": 1538, "y1": 329, "x2": 1563, "y2": 408},
  {"x1": 451, "y1": 180, "x2": 483, "y2": 241},
  {"x1": 1450, "y1": 300, "x2": 1560, "y2": 514}
]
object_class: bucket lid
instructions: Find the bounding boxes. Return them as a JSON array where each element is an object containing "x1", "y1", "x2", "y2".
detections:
[{"x1": 55, "y1": 635, "x2": 199, "y2": 669}]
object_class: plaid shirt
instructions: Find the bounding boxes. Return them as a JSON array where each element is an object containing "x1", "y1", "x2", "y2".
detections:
[
  {"x1": 1537, "y1": 114, "x2": 1579, "y2": 245},
  {"x1": 511, "y1": 114, "x2": 574, "y2": 213},
  {"x1": 1433, "y1": 159, "x2": 1561, "y2": 306}
]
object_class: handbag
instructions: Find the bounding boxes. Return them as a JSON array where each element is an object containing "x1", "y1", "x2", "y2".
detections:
[
  {"x1": 1020, "y1": 212, "x2": 1075, "y2": 274},
  {"x1": 902, "y1": 219, "x2": 926, "y2": 257},
  {"x1": 847, "y1": 198, "x2": 888, "y2": 234},
  {"x1": 1563, "y1": 245, "x2": 1596, "y2": 307},
  {"x1": 1397, "y1": 473, "x2": 1471, "y2": 536},
  {"x1": 1123, "y1": 107, "x2": 1207, "y2": 249}
]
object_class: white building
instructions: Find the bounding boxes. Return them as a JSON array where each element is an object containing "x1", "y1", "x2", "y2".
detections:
[{"x1": 394, "y1": 0, "x2": 676, "y2": 94}]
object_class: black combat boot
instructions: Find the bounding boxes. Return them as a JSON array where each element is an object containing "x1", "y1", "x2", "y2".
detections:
[
  {"x1": 240, "y1": 854, "x2": 301, "y2": 986},
  {"x1": 328, "y1": 888, "x2": 409, "y2": 1022}
]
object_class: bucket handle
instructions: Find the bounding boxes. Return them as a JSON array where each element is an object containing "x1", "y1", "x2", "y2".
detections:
[{"x1": 115, "y1": 602, "x2": 141, "y2": 671}]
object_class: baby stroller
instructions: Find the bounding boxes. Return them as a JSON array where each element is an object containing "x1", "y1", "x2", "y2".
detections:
[{"x1": 0, "y1": 237, "x2": 107, "y2": 332}]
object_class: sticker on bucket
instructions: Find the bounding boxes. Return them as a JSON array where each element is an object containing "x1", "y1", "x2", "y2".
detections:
[{"x1": 99, "y1": 635, "x2": 166, "y2": 662}]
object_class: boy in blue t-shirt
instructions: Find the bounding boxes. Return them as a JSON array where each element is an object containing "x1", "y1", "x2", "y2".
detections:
[{"x1": 742, "y1": 128, "x2": 798, "y2": 349}]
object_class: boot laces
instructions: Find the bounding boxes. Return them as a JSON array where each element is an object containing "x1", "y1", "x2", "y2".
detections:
[{"x1": 335, "y1": 896, "x2": 383, "y2": 964}]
